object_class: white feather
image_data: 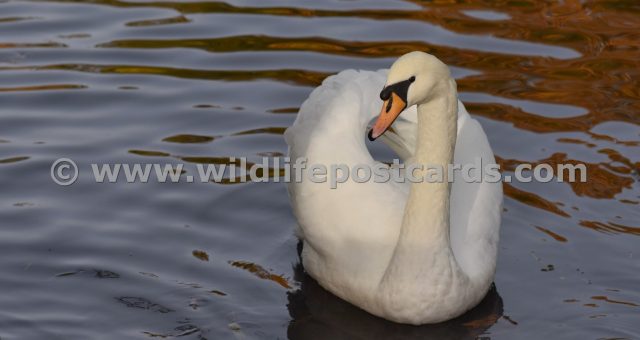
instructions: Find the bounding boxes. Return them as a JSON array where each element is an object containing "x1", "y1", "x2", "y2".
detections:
[{"x1": 285, "y1": 54, "x2": 502, "y2": 324}]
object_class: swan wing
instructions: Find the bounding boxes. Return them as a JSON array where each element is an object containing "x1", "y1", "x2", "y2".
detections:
[
  {"x1": 450, "y1": 103, "x2": 503, "y2": 281},
  {"x1": 285, "y1": 70, "x2": 409, "y2": 295}
]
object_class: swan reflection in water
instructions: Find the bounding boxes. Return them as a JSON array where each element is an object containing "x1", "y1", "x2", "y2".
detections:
[{"x1": 286, "y1": 245, "x2": 504, "y2": 340}]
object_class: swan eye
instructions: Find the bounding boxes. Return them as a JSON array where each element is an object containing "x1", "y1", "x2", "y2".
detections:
[{"x1": 380, "y1": 77, "x2": 413, "y2": 102}]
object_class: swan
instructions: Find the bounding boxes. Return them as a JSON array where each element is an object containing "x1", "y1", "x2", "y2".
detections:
[{"x1": 284, "y1": 51, "x2": 503, "y2": 325}]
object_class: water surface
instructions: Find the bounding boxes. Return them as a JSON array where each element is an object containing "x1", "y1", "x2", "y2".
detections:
[{"x1": 0, "y1": 0, "x2": 639, "y2": 339}]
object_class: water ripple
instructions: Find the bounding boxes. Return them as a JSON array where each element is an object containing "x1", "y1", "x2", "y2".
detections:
[{"x1": 0, "y1": 0, "x2": 639, "y2": 338}]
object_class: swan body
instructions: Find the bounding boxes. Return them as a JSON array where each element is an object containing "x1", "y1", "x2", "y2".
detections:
[{"x1": 285, "y1": 52, "x2": 502, "y2": 324}]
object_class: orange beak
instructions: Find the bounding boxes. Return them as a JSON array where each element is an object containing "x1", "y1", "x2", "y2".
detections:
[{"x1": 368, "y1": 92, "x2": 407, "y2": 141}]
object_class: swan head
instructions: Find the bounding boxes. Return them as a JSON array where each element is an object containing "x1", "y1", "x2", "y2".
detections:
[{"x1": 368, "y1": 51, "x2": 451, "y2": 140}]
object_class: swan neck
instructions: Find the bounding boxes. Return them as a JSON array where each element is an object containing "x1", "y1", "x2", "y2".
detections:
[
  {"x1": 389, "y1": 79, "x2": 458, "y2": 264},
  {"x1": 414, "y1": 84, "x2": 457, "y2": 174},
  {"x1": 379, "y1": 78, "x2": 462, "y2": 303},
  {"x1": 405, "y1": 79, "x2": 458, "y2": 242}
]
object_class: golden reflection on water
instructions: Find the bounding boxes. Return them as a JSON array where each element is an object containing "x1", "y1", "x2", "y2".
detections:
[
  {"x1": 229, "y1": 260, "x2": 292, "y2": 289},
  {"x1": 6, "y1": 7, "x2": 637, "y2": 159},
  {"x1": 111, "y1": 0, "x2": 640, "y2": 230},
  {"x1": 163, "y1": 134, "x2": 215, "y2": 144},
  {"x1": 0, "y1": 84, "x2": 86, "y2": 92},
  {"x1": 0, "y1": 156, "x2": 30, "y2": 164},
  {"x1": 2, "y1": 1, "x2": 635, "y2": 243}
]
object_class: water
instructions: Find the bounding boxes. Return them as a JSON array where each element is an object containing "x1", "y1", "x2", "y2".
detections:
[{"x1": 1, "y1": 0, "x2": 639, "y2": 339}]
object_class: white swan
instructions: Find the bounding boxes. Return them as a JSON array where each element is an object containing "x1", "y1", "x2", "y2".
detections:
[{"x1": 285, "y1": 52, "x2": 503, "y2": 325}]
